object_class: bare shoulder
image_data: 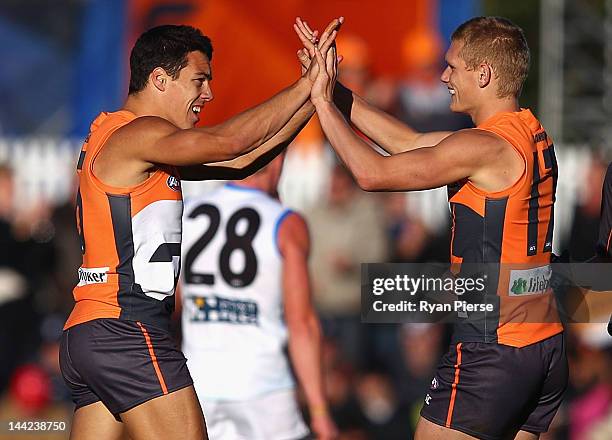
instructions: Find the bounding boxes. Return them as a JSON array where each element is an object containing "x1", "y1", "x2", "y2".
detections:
[
  {"x1": 444, "y1": 128, "x2": 505, "y2": 146},
  {"x1": 440, "y1": 129, "x2": 512, "y2": 158},
  {"x1": 110, "y1": 116, "x2": 179, "y2": 151},
  {"x1": 277, "y1": 211, "x2": 309, "y2": 254},
  {"x1": 94, "y1": 116, "x2": 180, "y2": 186}
]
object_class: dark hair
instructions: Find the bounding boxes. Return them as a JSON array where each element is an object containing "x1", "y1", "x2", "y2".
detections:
[
  {"x1": 128, "y1": 24, "x2": 213, "y2": 95},
  {"x1": 452, "y1": 16, "x2": 529, "y2": 98}
]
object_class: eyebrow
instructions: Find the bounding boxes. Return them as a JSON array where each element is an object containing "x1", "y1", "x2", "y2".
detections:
[{"x1": 195, "y1": 71, "x2": 212, "y2": 80}]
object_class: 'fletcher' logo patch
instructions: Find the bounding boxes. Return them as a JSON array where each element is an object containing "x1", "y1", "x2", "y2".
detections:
[
  {"x1": 77, "y1": 267, "x2": 109, "y2": 286},
  {"x1": 167, "y1": 175, "x2": 181, "y2": 192}
]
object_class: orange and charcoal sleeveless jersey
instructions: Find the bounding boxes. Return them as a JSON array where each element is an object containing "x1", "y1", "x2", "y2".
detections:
[
  {"x1": 64, "y1": 110, "x2": 183, "y2": 331},
  {"x1": 447, "y1": 109, "x2": 564, "y2": 347}
]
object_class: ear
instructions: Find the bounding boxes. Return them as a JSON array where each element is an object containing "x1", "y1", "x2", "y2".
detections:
[
  {"x1": 151, "y1": 67, "x2": 169, "y2": 92},
  {"x1": 477, "y1": 63, "x2": 492, "y2": 88}
]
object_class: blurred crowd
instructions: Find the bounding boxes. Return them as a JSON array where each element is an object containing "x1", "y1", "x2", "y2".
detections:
[{"x1": 0, "y1": 32, "x2": 611, "y2": 440}]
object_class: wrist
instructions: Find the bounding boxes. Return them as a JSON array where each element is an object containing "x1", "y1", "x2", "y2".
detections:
[
  {"x1": 309, "y1": 403, "x2": 329, "y2": 418},
  {"x1": 312, "y1": 97, "x2": 333, "y2": 110},
  {"x1": 297, "y1": 76, "x2": 312, "y2": 90}
]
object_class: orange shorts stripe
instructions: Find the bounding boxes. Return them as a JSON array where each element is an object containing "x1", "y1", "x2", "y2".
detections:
[
  {"x1": 445, "y1": 342, "x2": 462, "y2": 428},
  {"x1": 606, "y1": 229, "x2": 611, "y2": 253},
  {"x1": 137, "y1": 321, "x2": 168, "y2": 395}
]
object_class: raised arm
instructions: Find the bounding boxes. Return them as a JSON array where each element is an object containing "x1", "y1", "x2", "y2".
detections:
[
  {"x1": 278, "y1": 213, "x2": 337, "y2": 440},
  {"x1": 333, "y1": 82, "x2": 453, "y2": 153},
  {"x1": 310, "y1": 46, "x2": 511, "y2": 192},
  {"x1": 115, "y1": 76, "x2": 312, "y2": 169},
  {"x1": 176, "y1": 18, "x2": 343, "y2": 180},
  {"x1": 294, "y1": 18, "x2": 452, "y2": 154},
  {"x1": 178, "y1": 101, "x2": 314, "y2": 180}
]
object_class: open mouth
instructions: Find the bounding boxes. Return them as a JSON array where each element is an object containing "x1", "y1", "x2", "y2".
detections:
[
  {"x1": 448, "y1": 88, "x2": 456, "y2": 96},
  {"x1": 192, "y1": 105, "x2": 201, "y2": 114}
]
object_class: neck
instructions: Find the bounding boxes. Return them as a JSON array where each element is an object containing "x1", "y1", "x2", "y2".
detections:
[
  {"x1": 231, "y1": 174, "x2": 271, "y2": 195},
  {"x1": 471, "y1": 96, "x2": 520, "y2": 126},
  {"x1": 123, "y1": 93, "x2": 166, "y2": 119}
]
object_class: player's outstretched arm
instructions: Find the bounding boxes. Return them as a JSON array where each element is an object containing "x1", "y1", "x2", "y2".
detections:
[
  {"x1": 120, "y1": 76, "x2": 312, "y2": 168},
  {"x1": 178, "y1": 101, "x2": 314, "y2": 180},
  {"x1": 294, "y1": 18, "x2": 452, "y2": 154},
  {"x1": 334, "y1": 82, "x2": 453, "y2": 154},
  {"x1": 311, "y1": 46, "x2": 500, "y2": 191},
  {"x1": 175, "y1": 18, "x2": 343, "y2": 180},
  {"x1": 278, "y1": 213, "x2": 338, "y2": 440}
]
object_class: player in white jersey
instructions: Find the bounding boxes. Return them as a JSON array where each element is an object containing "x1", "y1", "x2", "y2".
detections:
[{"x1": 181, "y1": 153, "x2": 338, "y2": 440}]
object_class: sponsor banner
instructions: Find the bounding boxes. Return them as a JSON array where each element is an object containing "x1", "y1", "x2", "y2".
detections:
[
  {"x1": 361, "y1": 263, "x2": 612, "y2": 324},
  {"x1": 77, "y1": 267, "x2": 109, "y2": 286}
]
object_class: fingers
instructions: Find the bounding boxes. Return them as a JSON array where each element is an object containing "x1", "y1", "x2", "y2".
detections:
[
  {"x1": 295, "y1": 17, "x2": 317, "y2": 47},
  {"x1": 302, "y1": 19, "x2": 315, "y2": 36},
  {"x1": 296, "y1": 17, "x2": 316, "y2": 39},
  {"x1": 314, "y1": 44, "x2": 325, "y2": 68},
  {"x1": 293, "y1": 23, "x2": 315, "y2": 51},
  {"x1": 319, "y1": 16, "x2": 344, "y2": 45},
  {"x1": 296, "y1": 48, "x2": 310, "y2": 68},
  {"x1": 295, "y1": 16, "x2": 343, "y2": 53},
  {"x1": 320, "y1": 31, "x2": 338, "y2": 54},
  {"x1": 326, "y1": 45, "x2": 337, "y2": 77}
]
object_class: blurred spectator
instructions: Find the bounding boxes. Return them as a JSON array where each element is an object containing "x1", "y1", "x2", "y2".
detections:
[
  {"x1": 395, "y1": 324, "x2": 446, "y2": 433},
  {"x1": 316, "y1": 339, "x2": 369, "y2": 439},
  {"x1": 46, "y1": 177, "x2": 80, "y2": 316},
  {"x1": 566, "y1": 157, "x2": 608, "y2": 261},
  {"x1": 355, "y1": 370, "x2": 412, "y2": 439},
  {"x1": 566, "y1": 324, "x2": 612, "y2": 439},
  {"x1": 382, "y1": 193, "x2": 429, "y2": 263},
  {"x1": 306, "y1": 162, "x2": 387, "y2": 368},
  {"x1": 0, "y1": 314, "x2": 72, "y2": 439},
  {"x1": 395, "y1": 29, "x2": 472, "y2": 132},
  {"x1": 0, "y1": 163, "x2": 36, "y2": 394}
]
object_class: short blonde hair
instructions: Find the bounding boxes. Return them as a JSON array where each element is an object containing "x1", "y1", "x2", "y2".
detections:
[{"x1": 452, "y1": 16, "x2": 530, "y2": 99}]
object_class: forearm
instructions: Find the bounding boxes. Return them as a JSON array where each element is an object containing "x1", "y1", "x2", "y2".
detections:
[
  {"x1": 288, "y1": 316, "x2": 328, "y2": 411},
  {"x1": 335, "y1": 83, "x2": 451, "y2": 154},
  {"x1": 315, "y1": 100, "x2": 384, "y2": 188},
  {"x1": 183, "y1": 101, "x2": 314, "y2": 180},
  {"x1": 233, "y1": 100, "x2": 314, "y2": 175},
  {"x1": 209, "y1": 77, "x2": 311, "y2": 155}
]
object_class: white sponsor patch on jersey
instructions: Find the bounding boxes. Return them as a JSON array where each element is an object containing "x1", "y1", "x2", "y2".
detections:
[
  {"x1": 77, "y1": 267, "x2": 109, "y2": 286},
  {"x1": 508, "y1": 265, "x2": 553, "y2": 296}
]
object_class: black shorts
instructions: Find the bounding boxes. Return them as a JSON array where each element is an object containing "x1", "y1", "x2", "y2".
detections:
[
  {"x1": 59, "y1": 318, "x2": 193, "y2": 420},
  {"x1": 420, "y1": 332, "x2": 567, "y2": 440}
]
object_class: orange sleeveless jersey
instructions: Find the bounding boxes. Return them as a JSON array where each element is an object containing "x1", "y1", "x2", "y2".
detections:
[
  {"x1": 448, "y1": 109, "x2": 563, "y2": 347},
  {"x1": 64, "y1": 110, "x2": 183, "y2": 331}
]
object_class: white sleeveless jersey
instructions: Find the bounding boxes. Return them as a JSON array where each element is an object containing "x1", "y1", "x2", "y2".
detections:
[{"x1": 181, "y1": 183, "x2": 294, "y2": 400}]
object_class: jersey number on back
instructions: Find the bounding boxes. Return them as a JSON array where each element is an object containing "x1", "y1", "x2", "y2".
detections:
[{"x1": 185, "y1": 204, "x2": 261, "y2": 288}]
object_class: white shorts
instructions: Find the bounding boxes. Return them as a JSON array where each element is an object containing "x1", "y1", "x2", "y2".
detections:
[{"x1": 201, "y1": 389, "x2": 309, "y2": 440}]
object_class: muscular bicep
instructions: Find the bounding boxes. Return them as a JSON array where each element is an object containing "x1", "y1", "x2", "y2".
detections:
[
  {"x1": 113, "y1": 117, "x2": 243, "y2": 167},
  {"x1": 364, "y1": 130, "x2": 493, "y2": 191}
]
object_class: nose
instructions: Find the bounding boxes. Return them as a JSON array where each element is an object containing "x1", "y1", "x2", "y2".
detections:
[
  {"x1": 440, "y1": 66, "x2": 451, "y2": 84},
  {"x1": 201, "y1": 82, "x2": 213, "y2": 102}
]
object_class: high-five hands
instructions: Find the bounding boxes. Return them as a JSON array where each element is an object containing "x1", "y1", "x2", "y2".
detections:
[
  {"x1": 294, "y1": 17, "x2": 344, "y2": 85},
  {"x1": 310, "y1": 40, "x2": 338, "y2": 106}
]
